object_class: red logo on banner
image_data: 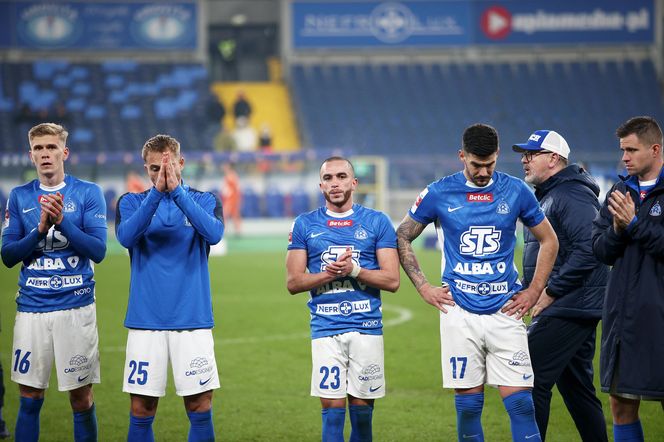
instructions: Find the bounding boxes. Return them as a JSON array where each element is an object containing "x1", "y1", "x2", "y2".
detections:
[
  {"x1": 467, "y1": 193, "x2": 494, "y2": 202},
  {"x1": 481, "y1": 6, "x2": 512, "y2": 40},
  {"x1": 327, "y1": 220, "x2": 353, "y2": 227}
]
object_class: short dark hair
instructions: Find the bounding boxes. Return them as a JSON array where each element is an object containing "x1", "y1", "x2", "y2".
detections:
[
  {"x1": 616, "y1": 116, "x2": 663, "y2": 146},
  {"x1": 320, "y1": 156, "x2": 355, "y2": 176},
  {"x1": 462, "y1": 123, "x2": 499, "y2": 156}
]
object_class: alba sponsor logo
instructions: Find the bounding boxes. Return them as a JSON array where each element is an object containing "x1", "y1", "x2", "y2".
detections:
[
  {"x1": 327, "y1": 219, "x2": 353, "y2": 227},
  {"x1": 466, "y1": 193, "x2": 494, "y2": 202}
]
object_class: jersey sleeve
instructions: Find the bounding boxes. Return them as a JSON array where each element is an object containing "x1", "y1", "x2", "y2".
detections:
[
  {"x1": 287, "y1": 216, "x2": 308, "y2": 250},
  {"x1": 56, "y1": 183, "x2": 107, "y2": 263},
  {"x1": 115, "y1": 189, "x2": 162, "y2": 248},
  {"x1": 172, "y1": 186, "x2": 224, "y2": 245},
  {"x1": 518, "y1": 181, "x2": 545, "y2": 228},
  {"x1": 83, "y1": 183, "x2": 108, "y2": 230},
  {"x1": 1, "y1": 189, "x2": 24, "y2": 238},
  {"x1": 408, "y1": 185, "x2": 437, "y2": 225},
  {"x1": 375, "y1": 212, "x2": 397, "y2": 249},
  {"x1": 1, "y1": 189, "x2": 45, "y2": 268}
]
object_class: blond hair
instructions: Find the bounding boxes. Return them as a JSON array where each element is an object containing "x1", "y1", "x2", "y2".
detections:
[
  {"x1": 141, "y1": 134, "x2": 181, "y2": 161},
  {"x1": 28, "y1": 123, "x2": 68, "y2": 144}
]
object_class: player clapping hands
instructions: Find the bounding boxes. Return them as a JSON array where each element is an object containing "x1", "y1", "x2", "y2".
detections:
[{"x1": 38, "y1": 192, "x2": 64, "y2": 233}]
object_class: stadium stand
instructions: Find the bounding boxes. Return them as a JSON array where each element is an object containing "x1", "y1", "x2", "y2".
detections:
[
  {"x1": 291, "y1": 59, "x2": 664, "y2": 161},
  {"x1": 0, "y1": 61, "x2": 212, "y2": 153}
]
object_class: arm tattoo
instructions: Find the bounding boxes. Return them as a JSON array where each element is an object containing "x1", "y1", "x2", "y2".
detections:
[{"x1": 396, "y1": 216, "x2": 429, "y2": 290}]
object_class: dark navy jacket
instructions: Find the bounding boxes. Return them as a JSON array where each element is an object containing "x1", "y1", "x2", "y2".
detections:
[
  {"x1": 523, "y1": 165, "x2": 608, "y2": 319},
  {"x1": 592, "y1": 167, "x2": 664, "y2": 397}
]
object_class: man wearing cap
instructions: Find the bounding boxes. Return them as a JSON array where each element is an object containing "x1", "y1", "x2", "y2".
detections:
[
  {"x1": 513, "y1": 130, "x2": 608, "y2": 441},
  {"x1": 592, "y1": 116, "x2": 664, "y2": 441}
]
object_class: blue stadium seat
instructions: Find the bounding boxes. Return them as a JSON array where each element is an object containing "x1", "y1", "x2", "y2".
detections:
[{"x1": 240, "y1": 188, "x2": 261, "y2": 218}]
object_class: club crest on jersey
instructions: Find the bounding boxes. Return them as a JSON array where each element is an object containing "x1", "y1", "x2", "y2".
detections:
[
  {"x1": 467, "y1": 192, "x2": 493, "y2": 202},
  {"x1": 64, "y1": 200, "x2": 76, "y2": 213},
  {"x1": 496, "y1": 199, "x2": 510, "y2": 214},
  {"x1": 354, "y1": 226, "x2": 368, "y2": 240},
  {"x1": 650, "y1": 201, "x2": 662, "y2": 216},
  {"x1": 328, "y1": 219, "x2": 353, "y2": 227},
  {"x1": 411, "y1": 188, "x2": 429, "y2": 213}
]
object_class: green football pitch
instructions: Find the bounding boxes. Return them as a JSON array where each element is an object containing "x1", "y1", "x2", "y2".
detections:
[{"x1": 1, "y1": 242, "x2": 662, "y2": 441}]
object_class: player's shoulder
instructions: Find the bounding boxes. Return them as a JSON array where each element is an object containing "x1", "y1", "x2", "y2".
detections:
[
  {"x1": 117, "y1": 188, "x2": 149, "y2": 206},
  {"x1": 354, "y1": 204, "x2": 389, "y2": 221},
  {"x1": 418, "y1": 172, "x2": 464, "y2": 196},
  {"x1": 185, "y1": 185, "x2": 219, "y2": 201},
  {"x1": 495, "y1": 170, "x2": 524, "y2": 186},
  {"x1": 66, "y1": 175, "x2": 102, "y2": 193},
  {"x1": 295, "y1": 206, "x2": 324, "y2": 224},
  {"x1": 9, "y1": 179, "x2": 38, "y2": 196}
]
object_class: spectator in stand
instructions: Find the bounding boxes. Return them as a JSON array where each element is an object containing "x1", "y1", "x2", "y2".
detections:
[
  {"x1": 52, "y1": 102, "x2": 71, "y2": 126},
  {"x1": 259, "y1": 124, "x2": 273, "y2": 153},
  {"x1": 233, "y1": 117, "x2": 257, "y2": 152},
  {"x1": 233, "y1": 91, "x2": 252, "y2": 124},
  {"x1": 206, "y1": 90, "x2": 225, "y2": 127}
]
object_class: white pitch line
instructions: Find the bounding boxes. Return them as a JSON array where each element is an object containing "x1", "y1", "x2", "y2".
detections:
[{"x1": 100, "y1": 304, "x2": 413, "y2": 352}]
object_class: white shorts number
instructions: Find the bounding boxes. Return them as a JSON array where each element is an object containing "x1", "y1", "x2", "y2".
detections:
[
  {"x1": 123, "y1": 328, "x2": 220, "y2": 397},
  {"x1": 311, "y1": 332, "x2": 385, "y2": 399}
]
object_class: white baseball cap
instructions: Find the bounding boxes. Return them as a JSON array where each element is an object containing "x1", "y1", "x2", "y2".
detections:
[{"x1": 512, "y1": 130, "x2": 570, "y2": 159}]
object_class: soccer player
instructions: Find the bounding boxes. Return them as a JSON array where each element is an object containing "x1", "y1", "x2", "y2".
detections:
[
  {"x1": 592, "y1": 116, "x2": 664, "y2": 441},
  {"x1": 1, "y1": 122, "x2": 107, "y2": 442},
  {"x1": 116, "y1": 134, "x2": 223, "y2": 442},
  {"x1": 512, "y1": 130, "x2": 608, "y2": 441},
  {"x1": 286, "y1": 156, "x2": 399, "y2": 442},
  {"x1": 397, "y1": 124, "x2": 558, "y2": 442}
]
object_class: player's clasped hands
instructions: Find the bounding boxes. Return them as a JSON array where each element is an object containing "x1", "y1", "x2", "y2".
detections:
[
  {"x1": 38, "y1": 192, "x2": 64, "y2": 233},
  {"x1": 156, "y1": 152, "x2": 180, "y2": 193},
  {"x1": 325, "y1": 247, "x2": 353, "y2": 278},
  {"x1": 419, "y1": 283, "x2": 455, "y2": 313},
  {"x1": 607, "y1": 189, "x2": 635, "y2": 233}
]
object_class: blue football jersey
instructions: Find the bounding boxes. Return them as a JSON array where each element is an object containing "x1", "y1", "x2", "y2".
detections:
[
  {"x1": 288, "y1": 204, "x2": 397, "y2": 339},
  {"x1": 115, "y1": 185, "x2": 224, "y2": 330},
  {"x1": 1, "y1": 175, "x2": 107, "y2": 312},
  {"x1": 409, "y1": 171, "x2": 544, "y2": 314}
]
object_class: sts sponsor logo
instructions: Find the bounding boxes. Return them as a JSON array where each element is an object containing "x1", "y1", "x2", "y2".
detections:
[
  {"x1": 320, "y1": 246, "x2": 360, "y2": 272},
  {"x1": 460, "y1": 226, "x2": 501, "y2": 257}
]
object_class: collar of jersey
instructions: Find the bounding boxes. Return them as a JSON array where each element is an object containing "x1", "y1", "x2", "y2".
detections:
[
  {"x1": 39, "y1": 176, "x2": 67, "y2": 191},
  {"x1": 464, "y1": 178, "x2": 494, "y2": 189},
  {"x1": 326, "y1": 207, "x2": 354, "y2": 218}
]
